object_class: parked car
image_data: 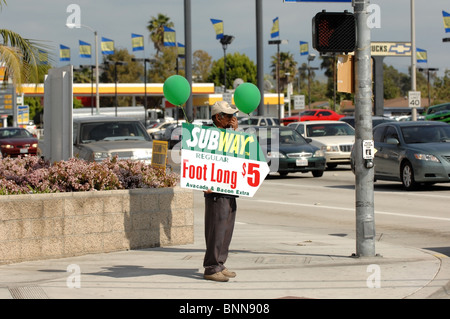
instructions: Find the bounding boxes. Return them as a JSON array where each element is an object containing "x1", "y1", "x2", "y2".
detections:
[
  {"x1": 383, "y1": 107, "x2": 425, "y2": 120},
  {"x1": 237, "y1": 116, "x2": 280, "y2": 126},
  {"x1": 73, "y1": 117, "x2": 153, "y2": 163},
  {"x1": 425, "y1": 102, "x2": 450, "y2": 123},
  {"x1": 243, "y1": 126, "x2": 326, "y2": 177},
  {"x1": 340, "y1": 116, "x2": 396, "y2": 128},
  {"x1": 146, "y1": 120, "x2": 177, "y2": 138},
  {"x1": 281, "y1": 109, "x2": 344, "y2": 125},
  {"x1": 369, "y1": 121, "x2": 450, "y2": 190},
  {"x1": 0, "y1": 127, "x2": 38, "y2": 158},
  {"x1": 152, "y1": 123, "x2": 183, "y2": 149},
  {"x1": 288, "y1": 121, "x2": 355, "y2": 168},
  {"x1": 25, "y1": 121, "x2": 38, "y2": 135}
]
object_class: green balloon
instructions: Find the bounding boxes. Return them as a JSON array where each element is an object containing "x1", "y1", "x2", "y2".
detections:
[
  {"x1": 163, "y1": 75, "x2": 191, "y2": 106},
  {"x1": 233, "y1": 83, "x2": 261, "y2": 114}
]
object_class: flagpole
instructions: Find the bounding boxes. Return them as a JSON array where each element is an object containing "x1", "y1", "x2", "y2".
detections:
[{"x1": 66, "y1": 23, "x2": 100, "y2": 114}]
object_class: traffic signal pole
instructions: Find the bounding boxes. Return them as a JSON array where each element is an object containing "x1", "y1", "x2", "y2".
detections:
[{"x1": 353, "y1": 0, "x2": 376, "y2": 257}]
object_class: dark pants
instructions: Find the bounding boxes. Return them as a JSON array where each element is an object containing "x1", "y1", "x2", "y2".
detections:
[{"x1": 203, "y1": 196, "x2": 237, "y2": 275}]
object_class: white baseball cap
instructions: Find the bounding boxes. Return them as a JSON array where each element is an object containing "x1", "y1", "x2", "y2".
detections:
[{"x1": 211, "y1": 101, "x2": 239, "y2": 117}]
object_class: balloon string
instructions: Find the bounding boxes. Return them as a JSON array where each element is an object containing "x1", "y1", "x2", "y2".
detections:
[{"x1": 180, "y1": 105, "x2": 191, "y2": 123}]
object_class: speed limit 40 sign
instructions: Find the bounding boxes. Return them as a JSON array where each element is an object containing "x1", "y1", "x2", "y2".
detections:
[{"x1": 408, "y1": 91, "x2": 421, "y2": 108}]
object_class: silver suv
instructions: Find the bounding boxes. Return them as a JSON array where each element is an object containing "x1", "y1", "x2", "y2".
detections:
[{"x1": 73, "y1": 117, "x2": 153, "y2": 163}]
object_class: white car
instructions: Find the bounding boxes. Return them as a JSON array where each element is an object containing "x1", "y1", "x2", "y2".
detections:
[{"x1": 288, "y1": 120, "x2": 355, "y2": 168}]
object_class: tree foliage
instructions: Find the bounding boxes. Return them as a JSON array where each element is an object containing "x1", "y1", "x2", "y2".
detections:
[{"x1": 208, "y1": 52, "x2": 257, "y2": 90}]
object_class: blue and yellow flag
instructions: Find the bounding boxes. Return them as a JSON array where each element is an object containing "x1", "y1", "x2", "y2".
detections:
[
  {"x1": 163, "y1": 26, "x2": 176, "y2": 47},
  {"x1": 177, "y1": 42, "x2": 185, "y2": 57},
  {"x1": 101, "y1": 37, "x2": 114, "y2": 55},
  {"x1": 79, "y1": 40, "x2": 91, "y2": 58},
  {"x1": 416, "y1": 48, "x2": 427, "y2": 63},
  {"x1": 210, "y1": 19, "x2": 224, "y2": 40},
  {"x1": 271, "y1": 17, "x2": 279, "y2": 38},
  {"x1": 59, "y1": 45, "x2": 70, "y2": 62},
  {"x1": 131, "y1": 33, "x2": 144, "y2": 51},
  {"x1": 38, "y1": 50, "x2": 48, "y2": 65},
  {"x1": 300, "y1": 41, "x2": 309, "y2": 56},
  {"x1": 443, "y1": 11, "x2": 450, "y2": 33}
]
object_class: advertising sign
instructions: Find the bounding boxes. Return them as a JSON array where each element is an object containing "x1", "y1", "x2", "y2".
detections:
[{"x1": 180, "y1": 123, "x2": 270, "y2": 197}]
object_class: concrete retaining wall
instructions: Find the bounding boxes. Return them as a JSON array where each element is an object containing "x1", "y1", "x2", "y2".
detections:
[{"x1": 0, "y1": 187, "x2": 194, "y2": 265}]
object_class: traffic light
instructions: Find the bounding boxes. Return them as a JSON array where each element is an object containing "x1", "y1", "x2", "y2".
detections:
[{"x1": 312, "y1": 11, "x2": 356, "y2": 54}]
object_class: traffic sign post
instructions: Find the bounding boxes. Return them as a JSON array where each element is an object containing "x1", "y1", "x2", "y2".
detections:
[
  {"x1": 293, "y1": 95, "x2": 306, "y2": 110},
  {"x1": 353, "y1": 0, "x2": 376, "y2": 257},
  {"x1": 408, "y1": 91, "x2": 421, "y2": 108}
]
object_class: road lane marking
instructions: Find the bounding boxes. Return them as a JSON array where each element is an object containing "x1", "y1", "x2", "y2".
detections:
[
  {"x1": 266, "y1": 182, "x2": 450, "y2": 200},
  {"x1": 245, "y1": 199, "x2": 450, "y2": 222}
]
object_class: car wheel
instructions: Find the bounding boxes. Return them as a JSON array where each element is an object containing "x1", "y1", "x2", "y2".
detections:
[
  {"x1": 401, "y1": 162, "x2": 417, "y2": 190},
  {"x1": 312, "y1": 170, "x2": 324, "y2": 178},
  {"x1": 327, "y1": 163, "x2": 338, "y2": 169}
]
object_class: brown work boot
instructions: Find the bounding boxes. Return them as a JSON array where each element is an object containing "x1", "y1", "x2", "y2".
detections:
[
  {"x1": 204, "y1": 272, "x2": 229, "y2": 282},
  {"x1": 222, "y1": 268, "x2": 236, "y2": 278}
]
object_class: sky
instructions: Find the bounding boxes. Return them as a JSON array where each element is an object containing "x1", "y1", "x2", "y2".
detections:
[{"x1": 1, "y1": 0, "x2": 450, "y2": 80}]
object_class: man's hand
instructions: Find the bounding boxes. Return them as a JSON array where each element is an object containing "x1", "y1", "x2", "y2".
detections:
[{"x1": 230, "y1": 116, "x2": 238, "y2": 130}]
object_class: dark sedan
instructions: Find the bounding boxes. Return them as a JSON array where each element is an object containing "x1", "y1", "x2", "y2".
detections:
[
  {"x1": 0, "y1": 127, "x2": 38, "y2": 158},
  {"x1": 371, "y1": 121, "x2": 450, "y2": 190},
  {"x1": 243, "y1": 126, "x2": 326, "y2": 177}
]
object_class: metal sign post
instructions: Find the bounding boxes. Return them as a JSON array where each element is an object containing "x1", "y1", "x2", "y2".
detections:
[{"x1": 353, "y1": 0, "x2": 376, "y2": 257}]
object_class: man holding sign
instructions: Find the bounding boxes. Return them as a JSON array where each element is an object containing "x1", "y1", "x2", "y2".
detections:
[
  {"x1": 202, "y1": 101, "x2": 239, "y2": 282},
  {"x1": 179, "y1": 83, "x2": 269, "y2": 281}
]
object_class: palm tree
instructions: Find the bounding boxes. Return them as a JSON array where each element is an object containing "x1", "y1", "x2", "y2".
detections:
[
  {"x1": 146, "y1": 13, "x2": 174, "y2": 56},
  {"x1": 270, "y1": 51, "x2": 297, "y2": 93},
  {"x1": 0, "y1": 1, "x2": 47, "y2": 86}
]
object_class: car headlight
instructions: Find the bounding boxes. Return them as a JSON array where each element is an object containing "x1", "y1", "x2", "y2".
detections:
[
  {"x1": 32, "y1": 143, "x2": 38, "y2": 148},
  {"x1": 321, "y1": 145, "x2": 339, "y2": 152},
  {"x1": 94, "y1": 152, "x2": 110, "y2": 160},
  {"x1": 313, "y1": 150, "x2": 325, "y2": 157},
  {"x1": 267, "y1": 151, "x2": 286, "y2": 158},
  {"x1": 0, "y1": 144, "x2": 13, "y2": 149},
  {"x1": 131, "y1": 150, "x2": 153, "y2": 160},
  {"x1": 414, "y1": 153, "x2": 440, "y2": 163}
]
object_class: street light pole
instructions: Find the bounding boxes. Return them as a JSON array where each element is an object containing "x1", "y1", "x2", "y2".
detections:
[
  {"x1": 66, "y1": 23, "x2": 100, "y2": 114},
  {"x1": 307, "y1": 54, "x2": 316, "y2": 109},
  {"x1": 105, "y1": 61, "x2": 127, "y2": 117},
  {"x1": 269, "y1": 39, "x2": 288, "y2": 120},
  {"x1": 411, "y1": 0, "x2": 417, "y2": 121},
  {"x1": 132, "y1": 58, "x2": 151, "y2": 125},
  {"x1": 220, "y1": 35, "x2": 234, "y2": 93},
  {"x1": 418, "y1": 67, "x2": 439, "y2": 107}
]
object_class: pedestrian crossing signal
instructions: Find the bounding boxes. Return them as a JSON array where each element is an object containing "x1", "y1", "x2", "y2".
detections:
[{"x1": 312, "y1": 11, "x2": 356, "y2": 54}]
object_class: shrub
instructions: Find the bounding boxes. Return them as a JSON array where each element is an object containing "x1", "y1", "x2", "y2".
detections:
[{"x1": 0, "y1": 156, "x2": 179, "y2": 195}]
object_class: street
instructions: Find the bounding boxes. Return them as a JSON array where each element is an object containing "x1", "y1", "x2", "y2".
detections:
[{"x1": 192, "y1": 166, "x2": 450, "y2": 258}]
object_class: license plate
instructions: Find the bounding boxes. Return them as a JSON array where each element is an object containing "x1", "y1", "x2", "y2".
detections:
[
  {"x1": 296, "y1": 158, "x2": 308, "y2": 166},
  {"x1": 20, "y1": 148, "x2": 29, "y2": 154}
]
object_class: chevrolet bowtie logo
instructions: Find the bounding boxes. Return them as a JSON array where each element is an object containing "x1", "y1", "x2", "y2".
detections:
[{"x1": 389, "y1": 44, "x2": 411, "y2": 54}]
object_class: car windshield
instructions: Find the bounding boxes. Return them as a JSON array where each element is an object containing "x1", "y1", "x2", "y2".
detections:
[
  {"x1": 427, "y1": 104, "x2": 450, "y2": 115},
  {"x1": 0, "y1": 129, "x2": 33, "y2": 139},
  {"x1": 253, "y1": 128, "x2": 308, "y2": 145},
  {"x1": 401, "y1": 125, "x2": 450, "y2": 143},
  {"x1": 306, "y1": 123, "x2": 355, "y2": 137},
  {"x1": 79, "y1": 121, "x2": 150, "y2": 143}
]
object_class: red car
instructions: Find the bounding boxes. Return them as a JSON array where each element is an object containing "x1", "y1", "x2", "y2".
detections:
[
  {"x1": 0, "y1": 127, "x2": 38, "y2": 158},
  {"x1": 282, "y1": 109, "x2": 344, "y2": 125}
]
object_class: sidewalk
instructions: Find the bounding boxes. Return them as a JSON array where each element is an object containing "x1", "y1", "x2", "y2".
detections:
[{"x1": 0, "y1": 193, "x2": 449, "y2": 300}]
